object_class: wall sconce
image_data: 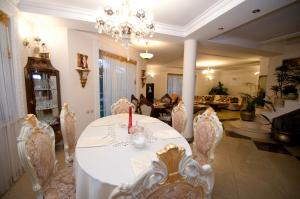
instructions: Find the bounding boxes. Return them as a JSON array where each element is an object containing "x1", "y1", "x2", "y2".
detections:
[
  {"x1": 147, "y1": 71, "x2": 155, "y2": 78},
  {"x1": 76, "y1": 68, "x2": 90, "y2": 88},
  {"x1": 77, "y1": 53, "x2": 90, "y2": 88}
]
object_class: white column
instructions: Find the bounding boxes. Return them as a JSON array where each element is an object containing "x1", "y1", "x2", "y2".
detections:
[{"x1": 182, "y1": 39, "x2": 197, "y2": 141}]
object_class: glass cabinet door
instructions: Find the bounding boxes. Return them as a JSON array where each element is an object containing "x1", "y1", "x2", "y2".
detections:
[{"x1": 32, "y1": 71, "x2": 59, "y2": 125}]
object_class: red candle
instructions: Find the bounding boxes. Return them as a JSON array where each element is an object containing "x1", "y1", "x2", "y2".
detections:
[{"x1": 128, "y1": 106, "x2": 132, "y2": 134}]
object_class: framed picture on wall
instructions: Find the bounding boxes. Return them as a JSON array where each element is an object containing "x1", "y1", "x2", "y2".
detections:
[
  {"x1": 282, "y1": 57, "x2": 300, "y2": 69},
  {"x1": 77, "y1": 53, "x2": 89, "y2": 69}
]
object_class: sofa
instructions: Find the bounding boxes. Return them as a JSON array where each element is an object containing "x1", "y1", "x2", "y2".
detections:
[{"x1": 194, "y1": 95, "x2": 244, "y2": 111}]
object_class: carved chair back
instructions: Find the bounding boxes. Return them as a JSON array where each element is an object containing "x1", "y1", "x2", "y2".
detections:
[
  {"x1": 160, "y1": 93, "x2": 172, "y2": 107},
  {"x1": 17, "y1": 114, "x2": 57, "y2": 198},
  {"x1": 193, "y1": 108, "x2": 223, "y2": 165},
  {"x1": 139, "y1": 98, "x2": 154, "y2": 116},
  {"x1": 171, "y1": 101, "x2": 187, "y2": 134},
  {"x1": 60, "y1": 103, "x2": 77, "y2": 165},
  {"x1": 131, "y1": 94, "x2": 139, "y2": 113},
  {"x1": 111, "y1": 97, "x2": 136, "y2": 115},
  {"x1": 109, "y1": 144, "x2": 213, "y2": 199}
]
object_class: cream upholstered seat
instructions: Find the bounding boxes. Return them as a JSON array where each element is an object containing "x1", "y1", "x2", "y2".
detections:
[
  {"x1": 139, "y1": 98, "x2": 154, "y2": 116},
  {"x1": 193, "y1": 107, "x2": 223, "y2": 165},
  {"x1": 17, "y1": 114, "x2": 75, "y2": 199},
  {"x1": 109, "y1": 144, "x2": 214, "y2": 199},
  {"x1": 60, "y1": 103, "x2": 77, "y2": 166},
  {"x1": 171, "y1": 101, "x2": 187, "y2": 134},
  {"x1": 111, "y1": 97, "x2": 136, "y2": 115}
]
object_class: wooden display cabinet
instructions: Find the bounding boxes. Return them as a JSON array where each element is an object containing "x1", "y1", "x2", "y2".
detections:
[{"x1": 24, "y1": 57, "x2": 62, "y2": 143}]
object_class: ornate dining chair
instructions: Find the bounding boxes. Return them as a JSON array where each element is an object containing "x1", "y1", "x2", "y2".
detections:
[
  {"x1": 17, "y1": 114, "x2": 75, "y2": 199},
  {"x1": 160, "y1": 93, "x2": 172, "y2": 107},
  {"x1": 171, "y1": 101, "x2": 187, "y2": 134},
  {"x1": 131, "y1": 94, "x2": 139, "y2": 113},
  {"x1": 139, "y1": 98, "x2": 154, "y2": 116},
  {"x1": 158, "y1": 94, "x2": 173, "y2": 124},
  {"x1": 109, "y1": 144, "x2": 213, "y2": 199},
  {"x1": 111, "y1": 97, "x2": 136, "y2": 115},
  {"x1": 193, "y1": 107, "x2": 223, "y2": 165},
  {"x1": 60, "y1": 103, "x2": 76, "y2": 166}
]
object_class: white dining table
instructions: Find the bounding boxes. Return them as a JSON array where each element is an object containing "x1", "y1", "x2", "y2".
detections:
[{"x1": 75, "y1": 113, "x2": 192, "y2": 199}]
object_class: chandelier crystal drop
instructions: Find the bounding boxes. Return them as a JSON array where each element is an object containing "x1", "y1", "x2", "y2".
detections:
[{"x1": 95, "y1": 0, "x2": 155, "y2": 47}]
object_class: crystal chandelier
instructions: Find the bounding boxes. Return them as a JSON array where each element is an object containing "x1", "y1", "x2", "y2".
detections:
[{"x1": 95, "y1": 0, "x2": 155, "y2": 47}]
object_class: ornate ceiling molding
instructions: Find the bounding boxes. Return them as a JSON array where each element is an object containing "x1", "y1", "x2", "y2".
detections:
[{"x1": 17, "y1": 0, "x2": 245, "y2": 38}]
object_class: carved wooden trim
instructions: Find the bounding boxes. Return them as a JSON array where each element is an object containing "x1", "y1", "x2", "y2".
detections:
[
  {"x1": 156, "y1": 144, "x2": 185, "y2": 184},
  {"x1": 109, "y1": 144, "x2": 214, "y2": 199},
  {"x1": 99, "y1": 50, "x2": 137, "y2": 65}
]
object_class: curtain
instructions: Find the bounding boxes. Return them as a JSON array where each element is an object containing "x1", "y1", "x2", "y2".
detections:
[
  {"x1": 167, "y1": 74, "x2": 183, "y2": 96},
  {"x1": 102, "y1": 56, "x2": 136, "y2": 116},
  {"x1": 0, "y1": 21, "x2": 23, "y2": 194}
]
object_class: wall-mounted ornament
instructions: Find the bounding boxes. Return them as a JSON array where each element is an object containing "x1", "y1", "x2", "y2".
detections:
[
  {"x1": 22, "y1": 37, "x2": 50, "y2": 59},
  {"x1": 76, "y1": 53, "x2": 90, "y2": 88}
]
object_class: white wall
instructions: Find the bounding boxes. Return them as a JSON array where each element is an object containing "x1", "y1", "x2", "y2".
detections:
[
  {"x1": 145, "y1": 64, "x2": 260, "y2": 98},
  {"x1": 15, "y1": 16, "x2": 145, "y2": 135},
  {"x1": 66, "y1": 30, "x2": 145, "y2": 134},
  {"x1": 196, "y1": 71, "x2": 220, "y2": 96},
  {"x1": 145, "y1": 66, "x2": 183, "y2": 99},
  {"x1": 219, "y1": 66, "x2": 260, "y2": 96},
  {"x1": 261, "y1": 40, "x2": 300, "y2": 98}
]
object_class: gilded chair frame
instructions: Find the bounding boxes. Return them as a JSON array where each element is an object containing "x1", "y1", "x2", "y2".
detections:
[
  {"x1": 111, "y1": 97, "x2": 136, "y2": 115},
  {"x1": 17, "y1": 114, "x2": 57, "y2": 199},
  {"x1": 60, "y1": 103, "x2": 76, "y2": 165},
  {"x1": 193, "y1": 108, "x2": 223, "y2": 164},
  {"x1": 109, "y1": 144, "x2": 213, "y2": 199},
  {"x1": 171, "y1": 101, "x2": 187, "y2": 134}
]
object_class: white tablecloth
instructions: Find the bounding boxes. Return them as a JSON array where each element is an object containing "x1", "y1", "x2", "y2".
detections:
[{"x1": 75, "y1": 114, "x2": 192, "y2": 199}]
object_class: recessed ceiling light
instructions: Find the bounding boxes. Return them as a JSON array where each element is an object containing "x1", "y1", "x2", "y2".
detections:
[
  {"x1": 252, "y1": 9, "x2": 261, "y2": 13},
  {"x1": 218, "y1": 27, "x2": 224, "y2": 30}
]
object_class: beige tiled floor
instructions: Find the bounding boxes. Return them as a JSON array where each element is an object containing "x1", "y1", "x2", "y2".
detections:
[
  {"x1": 213, "y1": 136, "x2": 300, "y2": 199},
  {"x1": 2, "y1": 135, "x2": 300, "y2": 199}
]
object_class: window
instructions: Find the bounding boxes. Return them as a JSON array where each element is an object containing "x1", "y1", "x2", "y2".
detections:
[
  {"x1": 167, "y1": 74, "x2": 183, "y2": 96},
  {"x1": 99, "y1": 54, "x2": 136, "y2": 116}
]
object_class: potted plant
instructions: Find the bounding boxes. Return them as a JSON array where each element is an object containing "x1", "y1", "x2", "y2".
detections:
[
  {"x1": 240, "y1": 93, "x2": 274, "y2": 121},
  {"x1": 209, "y1": 82, "x2": 228, "y2": 95},
  {"x1": 283, "y1": 84, "x2": 298, "y2": 100}
]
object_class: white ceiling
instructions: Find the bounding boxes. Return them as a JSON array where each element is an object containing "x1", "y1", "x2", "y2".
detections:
[
  {"x1": 212, "y1": 1, "x2": 300, "y2": 47},
  {"x1": 36, "y1": 0, "x2": 220, "y2": 26},
  {"x1": 16, "y1": 0, "x2": 298, "y2": 68}
]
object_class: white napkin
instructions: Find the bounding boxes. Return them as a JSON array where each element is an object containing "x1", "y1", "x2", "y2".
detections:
[
  {"x1": 131, "y1": 152, "x2": 156, "y2": 176},
  {"x1": 77, "y1": 135, "x2": 114, "y2": 148},
  {"x1": 153, "y1": 130, "x2": 182, "y2": 139}
]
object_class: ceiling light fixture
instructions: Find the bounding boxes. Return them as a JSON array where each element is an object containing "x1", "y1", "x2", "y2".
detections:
[
  {"x1": 95, "y1": 0, "x2": 155, "y2": 48},
  {"x1": 218, "y1": 27, "x2": 224, "y2": 30},
  {"x1": 202, "y1": 67, "x2": 215, "y2": 75},
  {"x1": 252, "y1": 9, "x2": 261, "y2": 13},
  {"x1": 140, "y1": 41, "x2": 154, "y2": 60}
]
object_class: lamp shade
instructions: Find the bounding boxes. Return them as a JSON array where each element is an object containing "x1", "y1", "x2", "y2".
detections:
[{"x1": 140, "y1": 52, "x2": 154, "y2": 60}]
